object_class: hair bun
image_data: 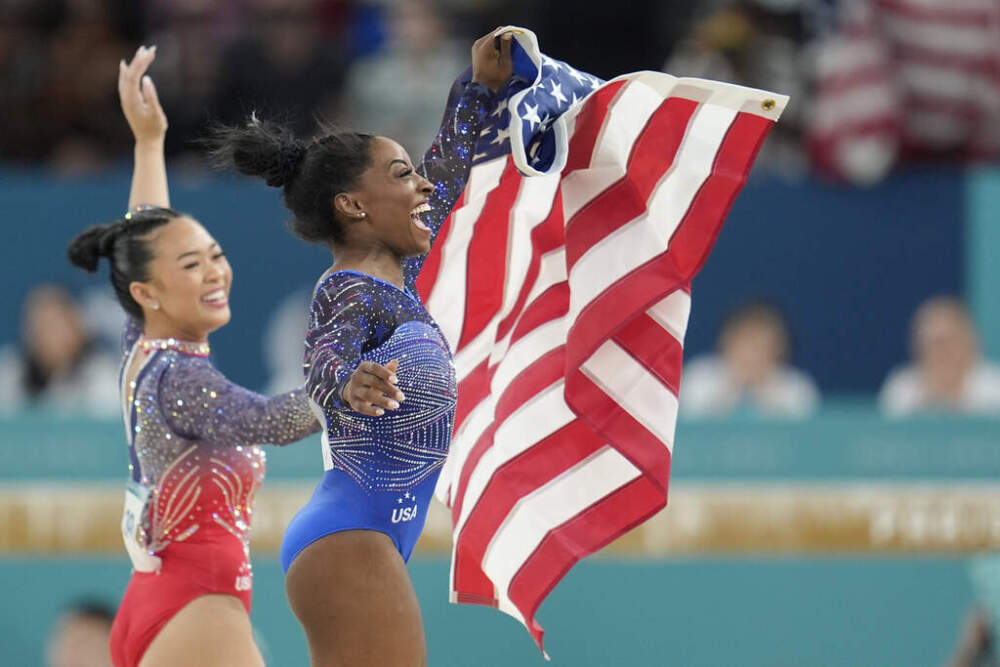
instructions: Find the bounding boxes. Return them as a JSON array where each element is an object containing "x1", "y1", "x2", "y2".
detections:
[
  {"x1": 270, "y1": 141, "x2": 307, "y2": 188},
  {"x1": 67, "y1": 223, "x2": 117, "y2": 272},
  {"x1": 206, "y1": 113, "x2": 307, "y2": 189}
]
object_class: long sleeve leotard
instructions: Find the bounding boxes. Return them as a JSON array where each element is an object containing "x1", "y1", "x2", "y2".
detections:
[
  {"x1": 304, "y1": 81, "x2": 493, "y2": 479},
  {"x1": 119, "y1": 318, "x2": 319, "y2": 559},
  {"x1": 281, "y1": 81, "x2": 494, "y2": 567}
]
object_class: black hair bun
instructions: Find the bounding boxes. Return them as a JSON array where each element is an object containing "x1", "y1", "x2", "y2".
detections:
[
  {"x1": 67, "y1": 223, "x2": 116, "y2": 273},
  {"x1": 207, "y1": 114, "x2": 307, "y2": 188}
]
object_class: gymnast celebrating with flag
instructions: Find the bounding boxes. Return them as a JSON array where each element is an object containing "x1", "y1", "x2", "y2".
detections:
[
  {"x1": 210, "y1": 29, "x2": 513, "y2": 667},
  {"x1": 213, "y1": 19, "x2": 788, "y2": 663}
]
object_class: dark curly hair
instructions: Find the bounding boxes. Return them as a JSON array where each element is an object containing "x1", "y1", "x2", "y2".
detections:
[
  {"x1": 206, "y1": 114, "x2": 375, "y2": 245},
  {"x1": 66, "y1": 206, "x2": 182, "y2": 320}
]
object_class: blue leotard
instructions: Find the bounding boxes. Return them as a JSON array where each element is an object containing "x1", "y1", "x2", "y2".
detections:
[{"x1": 280, "y1": 81, "x2": 495, "y2": 570}]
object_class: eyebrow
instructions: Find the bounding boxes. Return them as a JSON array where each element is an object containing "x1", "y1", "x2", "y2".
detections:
[{"x1": 176, "y1": 242, "x2": 220, "y2": 261}]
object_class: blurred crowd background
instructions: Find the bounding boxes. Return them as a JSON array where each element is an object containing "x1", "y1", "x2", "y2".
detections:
[
  {"x1": 2, "y1": 0, "x2": 997, "y2": 179},
  {"x1": 2, "y1": 0, "x2": 998, "y2": 418},
  {"x1": 2, "y1": 0, "x2": 1000, "y2": 665}
]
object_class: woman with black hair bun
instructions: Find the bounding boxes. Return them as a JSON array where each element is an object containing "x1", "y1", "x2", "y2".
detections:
[
  {"x1": 210, "y1": 29, "x2": 514, "y2": 667},
  {"x1": 67, "y1": 46, "x2": 319, "y2": 667}
]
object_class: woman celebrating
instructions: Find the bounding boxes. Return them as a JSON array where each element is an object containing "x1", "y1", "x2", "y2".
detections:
[
  {"x1": 67, "y1": 47, "x2": 319, "y2": 667},
  {"x1": 211, "y1": 30, "x2": 513, "y2": 666}
]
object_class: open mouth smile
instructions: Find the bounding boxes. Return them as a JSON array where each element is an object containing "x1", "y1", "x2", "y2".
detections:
[
  {"x1": 201, "y1": 288, "x2": 229, "y2": 309},
  {"x1": 410, "y1": 202, "x2": 432, "y2": 232}
]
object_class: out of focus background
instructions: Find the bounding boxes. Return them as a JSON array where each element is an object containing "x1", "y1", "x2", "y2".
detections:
[{"x1": 1, "y1": 0, "x2": 999, "y2": 665}]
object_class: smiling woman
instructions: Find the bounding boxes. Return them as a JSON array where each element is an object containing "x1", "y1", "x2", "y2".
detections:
[
  {"x1": 65, "y1": 46, "x2": 320, "y2": 667},
  {"x1": 208, "y1": 28, "x2": 514, "y2": 667},
  {"x1": 125, "y1": 215, "x2": 232, "y2": 342}
]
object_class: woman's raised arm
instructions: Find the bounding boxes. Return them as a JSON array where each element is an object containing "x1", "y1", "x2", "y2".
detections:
[
  {"x1": 404, "y1": 30, "x2": 514, "y2": 287},
  {"x1": 118, "y1": 45, "x2": 170, "y2": 210}
]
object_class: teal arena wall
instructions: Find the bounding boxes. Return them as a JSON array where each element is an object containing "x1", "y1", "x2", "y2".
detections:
[{"x1": 0, "y1": 555, "x2": 980, "y2": 666}]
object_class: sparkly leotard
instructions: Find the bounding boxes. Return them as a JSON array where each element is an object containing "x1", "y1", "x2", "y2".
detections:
[
  {"x1": 280, "y1": 81, "x2": 495, "y2": 570},
  {"x1": 110, "y1": 319, "x2": 319, "y2": 667}
]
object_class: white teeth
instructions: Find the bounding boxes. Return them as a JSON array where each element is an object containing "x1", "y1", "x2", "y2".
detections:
[
  {"x1": 202, "y1": 289, "x2": 226, "y2": 303},
  {"x1": 410, "y1": 203, "x2": 431, "y2": 216}
]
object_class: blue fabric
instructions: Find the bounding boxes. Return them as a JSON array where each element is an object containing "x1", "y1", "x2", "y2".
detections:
[
  {"x1": 286, "y1": 308, "x2": 457, "y2": 568},
  {"x1": 457, "y1": 31, "x2": 604, "y2": 175},
  {"x1": 282, "y1": 83, "x2": 497, "y2": 570},
  {"x1": 280, "y1": 465, "x2": 440, "y2": 571}
]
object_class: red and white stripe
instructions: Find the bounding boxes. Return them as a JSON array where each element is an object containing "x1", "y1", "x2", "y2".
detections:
[
  {"x1": 417, "y1": 71, "x2": 785, "y2": 653},
  {"x1": 807, "y1": 0, "x2": 1000, "y2": 184}
]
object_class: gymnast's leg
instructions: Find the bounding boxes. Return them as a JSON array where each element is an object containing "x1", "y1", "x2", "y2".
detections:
[
  {"x1": 285, "y1": 529, "x2": 427, "y2": 667},
  {"x1": 138, "y1": 594, "x2": 264, "y2": 667}
]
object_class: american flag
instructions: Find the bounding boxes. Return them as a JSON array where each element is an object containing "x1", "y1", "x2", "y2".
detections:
[
  {"x1": 806, "y1": 0, "x2": 1000, "y2": 184},
  {"x1": 416, "y1": 28, "x2": 787, "y2": 654}
]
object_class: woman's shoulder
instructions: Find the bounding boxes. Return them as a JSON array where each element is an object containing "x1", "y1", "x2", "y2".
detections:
[
  {"x1": 314, "y1": 270, "x2": 380, "y2": 298},
  {"x1": 312, "y1": 270, "x2": 413, "y2": 308},
  {"x1": 155, "y1": 349, "x2": 222, "y2": 388}
]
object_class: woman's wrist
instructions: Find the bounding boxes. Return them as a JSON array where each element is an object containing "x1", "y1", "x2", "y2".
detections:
[
  {"x1": 470, "y1": 76, "x2": 506, "y2": 94},
  {"x1": 464, "y1": 80, "x2": 500, "y2": 106},
  {"x1": 134, "y1": 137, "x2": 165, "y2": 152}
]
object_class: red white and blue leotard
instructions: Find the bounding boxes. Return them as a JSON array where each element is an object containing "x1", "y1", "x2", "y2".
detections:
[{"x1": 110, "y1": 319, "x2": 318, "y2": 667}]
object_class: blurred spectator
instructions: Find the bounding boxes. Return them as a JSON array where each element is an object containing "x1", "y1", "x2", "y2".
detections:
[
  {"x1": 338, "y1": 0, "x2": 467, "y2": 156},
  {"x1": 0, "y1": 1, "x2": 52, "y2": 162},
  {"x1": 664, "y1": 0, "x2": 813, "y2": 175},
  {"x1": 879, "y1": 296, "x2": 1000, "y2": 417},
  {"x1": 1, "y1": 0, "x2": 357, "y2": 168},
  {"x1": 142, "y1": 0, "x2": 233, "y2": 163},
  {"x1": 78, "y1": 287, "x2": 127, "y2": 355},
  {"x1": 0, "y1": 284, "x2": 119, "y2": 416},
  {"x1": 525, "y1": 0, "x2": 692, "y2": 81},
  {"x1": 211, "y1": 0, "x2": 349, "y2": 139},
  {"x1": 41, "y1": 0, "x2": 136, "y2": 173},
  {"x1": 951, "y1": 556, "x2": 1000, "y2": 667},
  {"x1": 680, "y1": 300, "x2": 819, "y2": 419},
  {"x1": 45, "y1": 598, "x2": 115, "y2": 667},
  {"x1": 0, "y1": 0, "x2": 135, "y2": 170},
  {"x1": 264, "y1": 286, "x2": 311, "y2": 395},
  {"x1": 947, "y1": 609, "x2": 998, "y2": 667},
  {"x1": 806, "y1": 0, "x2": 1000, "y2": 185}
]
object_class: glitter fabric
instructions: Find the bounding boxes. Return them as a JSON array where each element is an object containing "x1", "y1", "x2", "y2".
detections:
[
  {"x1": 119, "y1": 318, "x2": 319, "y2": 562},
  {"x1": 137, "y1": 335, "x2": 210, "y2": 358},
  {"x1": 304, "y1": 82, "x2": 494, "y2": 495},
  {"x1": 307, "y1": 275, "x2": 457, "y2": 491},
  {"x1": 283, "y1": 82, "x2": 493, "y2": 570},
  {"x1": 401, "y1": 81, "x2": 496, "y2": 293}
]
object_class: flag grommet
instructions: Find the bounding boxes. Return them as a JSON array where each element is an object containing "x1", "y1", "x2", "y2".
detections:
[{"x1": 761, "y1": 98, "x2": 776, "y2": 111}]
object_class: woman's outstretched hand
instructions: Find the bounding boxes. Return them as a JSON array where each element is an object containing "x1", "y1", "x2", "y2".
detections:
[
  {"x1": 471, "y1": 28, "x2": 515, "y2": 93},
  {"x1": 341, "y1": 360, "x2": 406, "y2": 416},
  {"x1": 118, "y1": 45, "x2": 167, "y2": 145}
]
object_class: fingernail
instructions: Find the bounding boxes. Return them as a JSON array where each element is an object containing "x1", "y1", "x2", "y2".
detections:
[
  {"x1": 397, "y1": 393, "x2": 406, "y2": 402},
  {"x1": 150, "y1": 45, "x2": 157, "y2": 52},
  {"x1": 375, "y1": 408, "x2": 385, "y2": 416},
  {"x1": 390, "y1": 375, "x2": 398, "y2": 384},
  {"x1": 387, "y1": 400, "x2": 400, "y2": 410},
  {"x1": 143, "y1": 75, "x2": 152, "y2": 85}
]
